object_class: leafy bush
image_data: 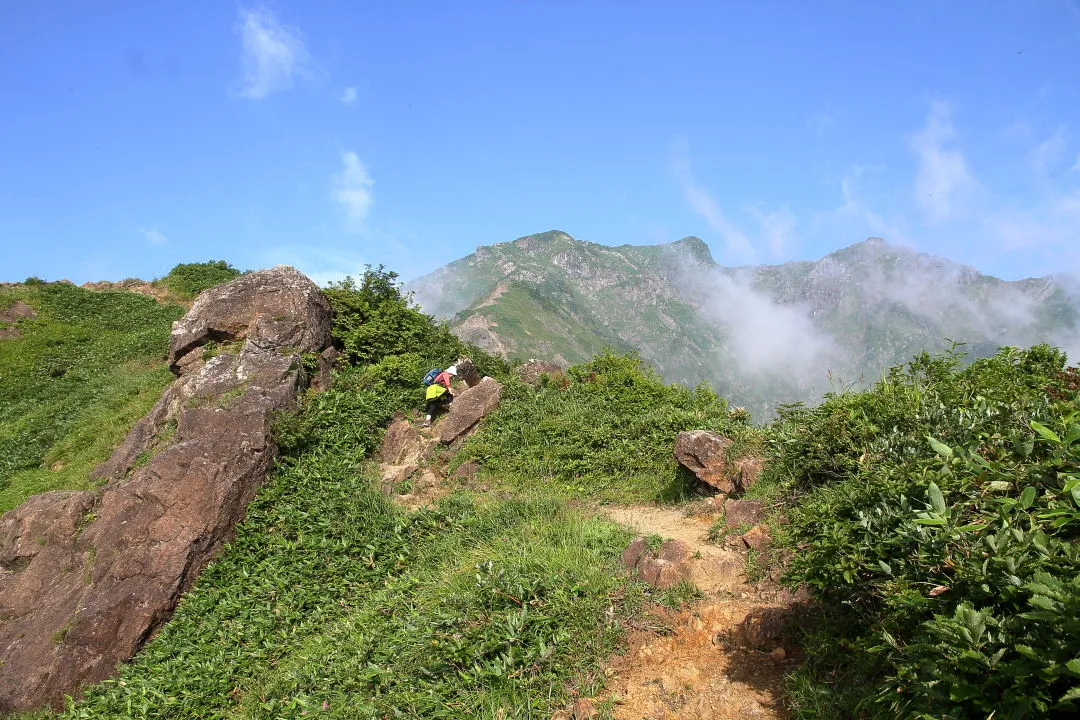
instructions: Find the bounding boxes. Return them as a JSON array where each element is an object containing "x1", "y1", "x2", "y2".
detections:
[
  {"x1": 775, "y1": 345, "x2": 1080, "y2": 718},
  {"x1": 324, "y1": 265, "x2": 507, "y2": 380},
  {"x1": 456, "y1": 351, "x2": 762, "y2": 502},
  {"x1": 155, "y1": 260, "x2": 242, "y2": 299}
]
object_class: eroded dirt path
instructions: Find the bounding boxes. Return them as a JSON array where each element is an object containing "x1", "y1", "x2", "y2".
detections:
[{"x1": 595, "y1": 504, "x2": 799, "y2": 720}]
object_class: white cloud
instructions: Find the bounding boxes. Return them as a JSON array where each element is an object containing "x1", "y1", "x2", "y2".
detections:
[
  {"x1": 909, "y1": 101, "x2": 981, "y2": 224},
  {"x1": 235, "y1": 7, "x2": 310, "y2": 99},
  {"x1": 1071, "y1": 153, "x2": 1080, "y2": 173},
  {"x1": 749, "y1": 206, "x2": 798, "y2": 258},
  {"x1": 331, "y1": 150, "x2": 374, "y2": 231},
  {"x1": 340, "y1": 86, "x2": 357, "y2": 105},
  {"x1": 672, "y1": 139, "x2": 798, "y2": 263},
  {"x1": 1030, "y1": 126, "x2": 1069, "y2": 176},
  {"x1": 141, "y1": 228, "x2": 168, "y2": 245}
]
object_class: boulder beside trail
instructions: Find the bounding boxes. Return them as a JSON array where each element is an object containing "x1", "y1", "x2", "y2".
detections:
[
  {"x1": 0, "y1": 266, "x2": 331, "y2": 712},
  {"x1": 453, "y1": 357, "x2": 482, "y2": 388},
  {"x1": 674, "y1": 430, "x2": 763, "y2": 495},
  {"x1": 437, "y1": 377, "x2": 503, "y2": 445}
]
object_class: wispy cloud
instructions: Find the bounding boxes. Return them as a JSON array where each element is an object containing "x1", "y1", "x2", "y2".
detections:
[
  {"x1": 672, "y1": 139, "x2": 798, "y2": 263},
  {"x1": 141, "y1": 227, "x2": 168, "y2": 245},
  {"x1": 331, "y1": 150, "x2": 374, "y2": 231},
  {"x1": 1071, "y1": 153, "x2": 1080, "y2": 173},
  {"x1": 234, "y1": 7, "x2": 311, "y2": 99},
  {"x1": 340, "y1": 86, "x2": 357, "y2": 105},
  {"x1": 909, "y1": 101, "x2": 981, "y2": 224},
  {"x1": 1030, "y1": 126, "x2": 1070, "y2": 177}
]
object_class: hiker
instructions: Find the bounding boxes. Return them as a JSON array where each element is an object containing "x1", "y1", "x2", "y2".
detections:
[{"x1": 423, "y1": 365, "x2": 458, "y2": 426}]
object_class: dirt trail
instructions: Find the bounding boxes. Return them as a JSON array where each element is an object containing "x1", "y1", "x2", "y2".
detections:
[
  {"x1": 596, "y1": 504, "x2": 798, "y2": 720},
  {"x1": 371, "y1": 412, "x2": 801, "y2": 720}
]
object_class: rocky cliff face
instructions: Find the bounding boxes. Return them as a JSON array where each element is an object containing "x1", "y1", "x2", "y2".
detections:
[
  {"x1": 0, "y1": 266, "x2": 331, "y2": 712},
  {"x1": 409, "y1": 232, "x2": 1080, "y2": 416}
]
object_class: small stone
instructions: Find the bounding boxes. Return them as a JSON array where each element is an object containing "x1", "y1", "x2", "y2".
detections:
[
  {"x1": 571, "y1": 698, "x2": 597, "y2": 719},
  {"x1": 769, "y1": 646, "x2": 787, "y2": 660}
]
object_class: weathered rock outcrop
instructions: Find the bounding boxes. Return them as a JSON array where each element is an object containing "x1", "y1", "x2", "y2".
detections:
[
  {"x1": 674, "y1": 430, "x2": 763, "y2": 495},
  {"x1": 167, "y1": 266, "x2": 331, "y2": 371},
  {"x1": 453, "y1": 357, "x2": 482, "y2": 388},
  {"x1": 437, "y1": 377, "x2": 503, "y2": 445},
  {"x1": 515, "y1": 359, "x2": 566, "y2": 385},
  {"x1": 0, "y1": 266, "x2": 330, "y2": 712}
]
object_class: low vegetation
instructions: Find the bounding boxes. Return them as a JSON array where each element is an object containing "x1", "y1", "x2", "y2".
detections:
[
  {"x1": 49, "y1": 267, "x2": 638, "y2": 719},
  {"x1": 153, "y1": 260, "x2": 242, "y2": 300},
  {"x1": 7, "y1": 257, "x2": 1078, "y2": 719},
  {"x1": 455, "y1": 352, "x2": 763, "y2": 502},
  {"x1": 0, "y1": 282, "x2": 183, "y2": 513},
  {"x1": 771, "y1": 345, "x2": 1080, "y2": 718}
]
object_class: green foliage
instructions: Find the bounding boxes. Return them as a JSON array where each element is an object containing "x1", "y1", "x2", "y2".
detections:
[
  {"x1": 774, "y1": 345, "x2": 1080, "y2": 718},
  {"x1": 325, "y1": 265, "x2": 507, "y2": 380},
  {"x1": 56, "y1": 265, "x2": 630, "y2": 719},
  {"x1": 0, "y1": 283, "x2": 182, "y2": 513},
  {"x1": 155, "y1": 260, "x2": 242, "y2": 299},
  {"x1": 456, "y1": 351, "x2": 762, "y2": 502}
]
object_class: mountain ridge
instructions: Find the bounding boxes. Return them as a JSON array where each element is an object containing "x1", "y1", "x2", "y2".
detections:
[{"x1": 409, "y1": 231, "x2": 1080, "y2": 416}]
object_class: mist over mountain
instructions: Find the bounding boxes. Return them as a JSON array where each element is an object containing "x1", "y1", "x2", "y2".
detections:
[{"x1": 410, "y1": 231, "x2": 1080, "y2": 417}]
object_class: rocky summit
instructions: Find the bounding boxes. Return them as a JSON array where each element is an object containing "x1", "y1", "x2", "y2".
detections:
[{"x1": 409, "y1": 231, "x2": 1080, "y2": 416}]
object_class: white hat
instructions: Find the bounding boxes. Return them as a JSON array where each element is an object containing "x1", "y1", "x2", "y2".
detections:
[{"x1": 445, "y1": 365, "x2": 458, "y2": 376}]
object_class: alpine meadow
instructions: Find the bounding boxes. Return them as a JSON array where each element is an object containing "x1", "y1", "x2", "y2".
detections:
[{"x1": 5, "y1": 3, "x2": 1080, "y2": 719}]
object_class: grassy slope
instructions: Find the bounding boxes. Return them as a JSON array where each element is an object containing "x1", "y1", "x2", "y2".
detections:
[
  {"x1": 455, "y1": 352, "x2": 763, "y2": 503},
  {"x1": 0, "y1": 283, "x2": 183, "y2": 513},
  {"x1": 35, "y1": 272, "x2": 646, "y2": 720}
]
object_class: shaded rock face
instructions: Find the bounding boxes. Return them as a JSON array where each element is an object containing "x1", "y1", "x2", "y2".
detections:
[
  {"x1": 674, "y1": 430, "x2": 763, "y2": 495},
  {"x1": 0, "y1": 266, "x2": 331, "y2": 712},
  {"x1": 437, "y1": 377, "x2": 503, "y2": 445}
]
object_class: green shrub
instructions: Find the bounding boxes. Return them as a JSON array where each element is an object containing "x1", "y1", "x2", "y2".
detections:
[
  {"x1": 324, "y1": 265, "x2": 507, "y2": 380},
  {"x1": 155, "y1": 260, "x2": 242, "y2": 299},
  {"x1": 456, "y1": 351, "x2": 762, "y2": 502},
  {"x1": 776, "y1": 345, "x2": 1080, "y2": 718}
]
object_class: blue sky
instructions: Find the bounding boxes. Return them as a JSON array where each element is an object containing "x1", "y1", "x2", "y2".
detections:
[{"x1": 2, "y1": 0, "x2": 1079, "y2": 285}]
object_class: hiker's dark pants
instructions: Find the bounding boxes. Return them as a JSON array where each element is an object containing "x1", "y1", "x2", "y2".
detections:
[{"x1": 426, "y1": 395, "x2": 452, "y2": 418}]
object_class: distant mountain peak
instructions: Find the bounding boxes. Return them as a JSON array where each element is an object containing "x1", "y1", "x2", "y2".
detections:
[{"x1": 667, "y1": 236, "x2": 714, "y2": 265}]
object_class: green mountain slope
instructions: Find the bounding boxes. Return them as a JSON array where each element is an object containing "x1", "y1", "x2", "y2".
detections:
[{"x1": 410, "y1": 232, "x2": 1080, "y2": 416}]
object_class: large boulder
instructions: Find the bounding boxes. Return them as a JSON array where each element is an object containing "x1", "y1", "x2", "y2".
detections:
[
  {"x1": 674, "y1": 430, "x2": 763, "y2": 495},
  {"x1": 167, "y1": 265, "x2": 331, "y2": 370},
  {"x1": 437, "y1": 376, "x2": 503, "y2": 445},
  {"x1": 0, "y1": 267, "x2": 331, "y2": 712},
  {"x1": 453, "y1": 357, "x2": 482, "y2": 388}
]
